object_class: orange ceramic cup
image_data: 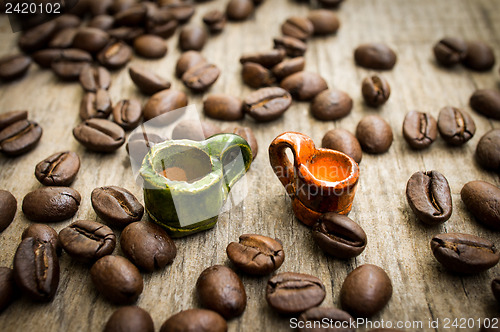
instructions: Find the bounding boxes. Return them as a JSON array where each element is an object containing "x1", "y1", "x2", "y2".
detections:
[{"x1": 269, "y1": 132, "x2": 359, "y2": 226}]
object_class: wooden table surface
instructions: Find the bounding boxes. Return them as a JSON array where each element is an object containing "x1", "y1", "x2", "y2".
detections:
[{"x1": 1, "y1": 0, "x2": 500, "y2": 331}]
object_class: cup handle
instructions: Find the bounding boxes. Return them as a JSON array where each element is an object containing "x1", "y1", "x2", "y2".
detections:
[{"x1": 268, "y1": 132, "x2": 315, "y2": 197}]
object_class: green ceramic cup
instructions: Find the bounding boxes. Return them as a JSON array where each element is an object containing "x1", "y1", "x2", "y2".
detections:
[{"x1": 140, "y1": 133, "x2": 252, "y2": 237}]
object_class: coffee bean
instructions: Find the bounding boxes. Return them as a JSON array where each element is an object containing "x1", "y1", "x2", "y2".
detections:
[
  {"x1": 134, "y1": 34, "x2": 167, "y2": 59},
  {"x1": 179, "y1": 25, "x2": 207, "y2": 51},
  {"x1": 108, "y1": 27, "x2": 145, "y2": 43},
  {"x1": 49, "y1": 28, "x2": 78, "y2": 49},
  {"x1": 114, "y1": 4, "x2": 147, "y2": 26},
  {"x1": 13, "y1": 237, "x2": 59, "y2": 301},
  {"x1": 73, "y1": 118, "x2": 125, "y2": 152},
  {"x1": 361, "y1": 75, "x2": 390, "y2": 107},
  {"x1": 33, "y1": 49, "x2": 63, "y2": 68},
  {"x1": 431, "y1": 233, "x2": 500, "y2": 274},
  {"x1": 242, "y1": 62, "x2": 275, "y2": 88},
  {"x1": 35, "y1": 151, "x2": 80, "y2": 186},
  {"x1": 356, "y1": 115, "x2": 393, "y2": 154},
  {"x1": 0, "y1": 54, "x2": 31, "y2": 81},
  {"x1": 298, "y1": 307, "x2": 354, "y2": 332},
  {"x1": 281, "y1": 71, "x2": 328, "y2": 101},
  {"x1": 79, "y1": 66, "x2": 111, "y2": 92},
  {"x1": 266, "y1": 272, "x2": 326, "y2": 315},
  {"x1": 0, "y1": 267, "x2": 16, "y2": 312},
  {"x1": 34, "y1": 48, "x2": 90, "y2": 69},
  {"x1": 227, "y1": 126, "x2": 258, "y2": 160},
  {"x1": 97, "y1": 40, "x2": 133, "y2": 69},
  {"x1": 22, "y1": 187, "x2": 81, "y2": 222},
  {"x1": 203, "y1": 9, "x2": 227, "y2": 33},
  {"x1": 80, "y1": 89, "x2": 113, "y2": 120},
  {"x1": 87, "y1": 0, "x2": 113, "y2": 16},
  {"x1": 18, "y1": 21, "x2": 57, "y2": 52},
  {"x1": 402, "y1": 111, "x2": 437, "y2": 150},
  {"x1": 226, "y1": 0, "x2": 254, "y2": 21},
  {"x1": 146, "y1": 9, "x2": 178, "y2": 39},
  {"x1": 322, "y1": 128, "x2": 362, "y2": 164},
  {"x1": 196, "y1": 265, "x2": 246, "y2": 319},
  {"x1": 91, "y1": 255, "x2": 143, "y2": 304},
  {"x1": 0, "y1": 119, "x2": 43, "y2": 156},
  {"x1": 433, "y1": 37, "x2": 467, "y2": 67},
  {"x1": 437, "y1": 106, "x2": 475, "y2": 145},
  {"x1": 273, "y1": 36, "x2": 307, "y2": 58},
  {"x1": 461, "y1": 181, "x2": 500, "y2": 230},
  {"x1": 129, "y1": 65, "x2": 171, "y2": 95},
  {"x1": 226, "y1": 234, "x2": 284, "y2": 275},
  {"x1": 240, "y1": 49, "x2": 286, "y2": 68},
  {"x1": 201, "y1": 122, "x2": 222, "y2": 138},
  {"x1": 126, "y1": 132, "x2": 164, "y2": 162},
  {"x1": 160, "y1": 309, "x2": 227, "y2": 332},
  {"x1": 91, "y1": 186, "x2": 144, "y2": 227},
  {"x1": 172, "y1": 120, "x2": 221, "y2": 141},
  {"x1": 311, "y1": 89, "x2": 352, "y2": 120},
  {"x1": 112, "y1": 99, "x2": 142, "y2": 130},
  {"x1": 271, "y1": 57, "x2": 305, "y2": 80},
  {"x1": 354, "y1": 43, "x2": 397, "y2": 70},
  {"x1": 51, "y1": 49, "x2": 93, "y2": 80},
  {"x1": 104, "y1": 306, "x2": 154, "y2": 332},
  {"x1": 0, "y1": 190, "x2": 16, "y2": 232},
  {"x1": 476, "y1": 129, "x2": 500, "y2": 171},
  {"x1": 121, "y1": 221, "x2": 176, "y2": 272},
  {"x1": 182, "y1": 63, "x2": 220, "y2": 92},
  {"x1": 318, "y1": 0, "x2": 344, "y2": 8},
  {"x1": 73, "y1": 27, "x2": 110, "y2": 53},
  {"x1": 307, "y1": 10, "x2": 340, "y2": 35},
  {"x1": 22, "y1": 224, "x2": 61, "y2": 255},
  {"x1": 108, "y1": 0, "x2": 135, "y2": 14},
  {"x1": 59, "y1": 220, "x2": 116, "y2": 262},
  {"x1": 204, "y1": 94, "x2": 244, "y2": 121},
  {"x1": 462, "y1": 40, "x2": 495, "y2": 71},
  {"x1": 143, "y1": 90, "x2": 188, "y2": 121},
  {"x1": 470, "y1": 89, "x2": 500, "y2": 120},
  {"x1": 176, "y1": 51, "x2": 206, "y2": 78},
  {"x1": 244, "y1": 87, "x2": 292, "y2": 122},
  {"x1": 0, "y1": 110, "x2": 28, "y2": 131},
  {"x1": 406, "y1": 170, "x2": 452, "y2": 225},
  {"x1": 312, "y1": 213, "x2": 367, "y2": 259},
  {"x1": 167, "y1": 3, "x2": 195, "y2": 23},
  {"x1": 282, "y1": 16, "x2": 314, "y2": 41},
  {"x1": 88, "y1": 15, "x2": 115, "y2": 30}
]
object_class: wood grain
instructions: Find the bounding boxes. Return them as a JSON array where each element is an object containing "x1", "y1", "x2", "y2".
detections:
[{"x1": 0, "y1": 0, "x2": 499, "y2": 331}]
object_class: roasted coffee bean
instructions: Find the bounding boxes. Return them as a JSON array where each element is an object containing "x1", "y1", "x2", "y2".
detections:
[
  {"x1": 108, "y1": 27, "x2": 145, "y2": 43},
  {"x1": 312, "y1": 213, "x2": 366, "y2": 259},
  {"x1": 146, "y1": 9, "x2": 178, "y2": 39},
  {"x1": 298, "y1": 307, "x2": 354, "y2": 332},
  {"x1": 80, "y1": 90, "x2": 113, "y2": 120},
  {"x1": 433, "y1": 37, "x2": 467, "y2": 67},
  {"x1": 318, "y1": 0, "x2": 344, "y2": 8},
  {"x1": 361, "y1": 75, "x2": 390, "y2": 107},
  {"x1": 244, "y1": 87, "x2": 292, "y2": 122},
  {"x1": 121, "y1": 221, "x2": 176, "y2": 272},
  {"x1": 470, "y1": 89, "x2": 500, "y2": 120},
  {"x1": 340, "y1": 264, "x2": 392, "y2": 317},
  {"x1": 203, "y1": 9, "x2": 226, "y2": 33},
  {"x1": 22, "y1": 224, "x2": 61, "y2": 255},
  {"x1": 73, "y1": 119, "x2": 125, "y2": 152},
  {"x1": 18, "y1": 21, "x2": 57, "y2": 52},
  {"x1": 311, "y1": 89, "x2": 352, "y2": 121},
  {"x1": 167, "y1": 3, "x2": 195, "y2": 23},
  {"x1": 105, "y1": 306, "x2": 154, "y2": 332},
  {"x1": 266, "y1": 272, "x2": 326, "y2": 315},
  {"x1": 476, "y1": 129, "x2": 500, "y2": 171},
  {"x1": 282, "y1": 16, "x2": 314, "y2": 41},
  {"x1": 91, "y1": 186, "x2": 144, "y2": 227},
  {"x1": 354, "y1": 43, "x2": 397, "y2": 70},
  {"x1": 182, "y1": 63, "x2": 220, "y2": 92},
  {"x1": 242, "y1": 62, "x2": 275, "y2": 88},
  {"x1": 492, "y1": 277, "x2": 500, "y2": 303},
  {"x1": 79, "y1": 66, "x2": 111, "y2": 92},
  {"x1": 176, "y1": 51, "x2": 206, "y2": 78},
  {"x1": 13, "y1": 237, "x2": 59, "y2": 301},
  {"x1": 0, "y1": 119, "x2": 42, "y2": 156},
  {"x1": 196, "y1": 265, "x2": 246, "y2": 319},
  {"x1": 51, "y1": 49, "x2": 93, "y2": 80},
  {"x1": 22, "y1": 187, "x2": 80, "y2": 222},
  {"x1": 226, "y1": 0, "x2": 254, "y2": 21},
  {"x1": 227, "y1": 126, "x2": 258, "y2": 160},
  {"x1": 201, "y1": 122, "x2": 222, "y2": 138},
  {"x1": 462, "y1": 40, "x2": 495, "y2": 71},
  {"x1": 437, "y1": 106, "x2": 475, "y2": 145},
  {"x1": 97, "y1": 40, "x2": 133, "y2": 69},
  {"x1": 126, "y1": 132, "x2": 164, "y2": 162},
  {"x1": 171, "y1": 120, "x2": 222, "y2": 141},
  {"x1": 0, "y1": 110, "x2": 28, "y2": 131},
  {"x1": 33, "y1": 48, "x2": 90, "y2": 69},
  {"x1": 88, "y1": 15, "x2": 115, "y2": 30},
  {"x1": 431, "y1": 233, "x2": 500, "y2": 274},
  {"x1": 87, "y1": 0, "x2": 113, "y2": 16},
  {"x1": 72, "y1": 28, "x2": 110, "y2": 53},
  {"x1": 356, "y1": 115, "x2": 393, "y2": 154},
  {"x1": 461, "y1": 181, "x2": 500, "y2": 230},
  {"x1": 322, "y1": 128, "x2": 362, "y2": 164},
  {"x1": 204, "y1": 94, "x2": 244, "y2": 121},
  {"x1": 129, "y1": 65, "x2": 171, "y2": 95},
  {"x1": 0, "y1": 54, "x2": 31, "y2": 81},
  {"x1": 53, "y1": 14, "x2": 81, "y2": 29},
  {"x1": 226, "y1": 234, "x2": 284, "y2": 275},
  {"x1": 0, "y1": 267, "x2": 16, "y2": 312},
  {"x1": 0, "y1": 190, "x2": 16, "y2": 232},
  {"x1": 143, "y1": 90, "x2": 188, "y2": 121},
  {"x1": 240, "y1": 49, "x2": 286, "y2": 68},
  {"x1": 48, "y1": 28, "x2": 78, "y2": 49},
  {"x1": 406, "y1": 171, "x2": 452, "y2": 225},
  {"x1": 271, "y1": 57, "x2": 305, "y2": 80},
  {"x1": 134, "y1": 35, "x2": 167, "y2": 59},
  {"x1": 160, "y1": 309, "x2": 227, "y2": 332},
  {"x1": 179, "y1": 25, "x2": 207, "y2": 51},
  {"x1": 114, "y1": 4, "x2": 147, "y2": 26},
  {"x1": 402, "y1": 111, "x2": 437, "y2": 150},
  {"x1": 112, "y1": 99, "x2": 142, "y2": 130},
  {"x1": 281, "y1": 71, "x2": 328, "y2": 101},
  {"x1": 35, "y1": 151, "x2": 80, "y2": 186},
  {"x1": 307, "y1": 10, "x2": 340, "y2": 35},
  {"x1": 108, "y1": 0, "x2": 135, "y2": 14},
  {"x1": 59, "y1": 220, "x2": 116, "y2": 262},
  {"x1": 91, "y1": 255, "x2": 143, "y2": 304},
  {"x1": 273, "y1": 36, "x2": 307, "y2": 58}
]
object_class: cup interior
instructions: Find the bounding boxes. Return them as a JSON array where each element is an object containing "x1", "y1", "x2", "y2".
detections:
[{"x1": 305, "y1": 150, "x2": 354, "y2": 183}]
